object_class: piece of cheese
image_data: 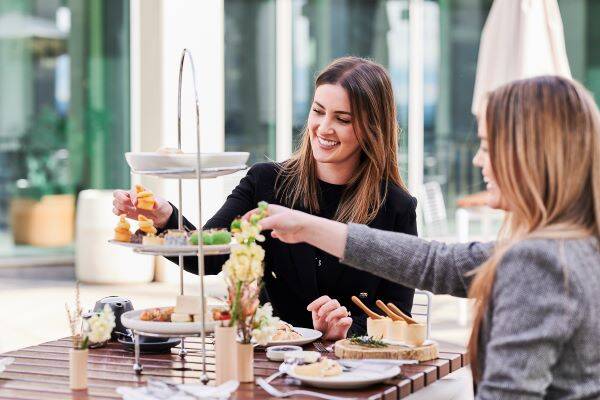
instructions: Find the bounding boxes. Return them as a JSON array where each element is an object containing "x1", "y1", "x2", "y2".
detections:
[
  {"x1": 387, "y1": 320, "x2": 407, "y2": 341},
  {"x1": 175, "y1": 295, "x2": 203, "y2": 315},
  {"x1": 170, "y1": 313, "x2": 192, "y2": 323},
  {"x1": 404, "y1": 323, "x2": 427, "y2": 346},
  {"x1": 367, "y1": 317, "x2": 391, "y2": 339}
]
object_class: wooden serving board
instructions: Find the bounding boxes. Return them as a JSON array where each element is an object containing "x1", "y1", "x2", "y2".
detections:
[{"x1": 334, "y1": 339, "x2": 439, "y2": 362}]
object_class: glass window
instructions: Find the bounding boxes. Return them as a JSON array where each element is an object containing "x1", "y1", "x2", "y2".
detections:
[
  {"x1": 224, "y1": 0, "x2": 276, "y2": 165},
  {"x1": 0, "y1": 0, "x2": 130, "y2": 259}
]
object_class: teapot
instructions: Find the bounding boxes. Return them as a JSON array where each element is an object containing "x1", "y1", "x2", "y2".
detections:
[{"x1": 93, "y1": 296, "x2": 133, "y2": 340}]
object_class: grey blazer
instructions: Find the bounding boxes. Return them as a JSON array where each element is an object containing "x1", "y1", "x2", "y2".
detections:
[{"x1": 341, "y1": 224, "x2": 600, "y2": 400}]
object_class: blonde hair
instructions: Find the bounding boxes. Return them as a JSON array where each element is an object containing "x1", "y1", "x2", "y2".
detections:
[
  {"x1": 277, "y1": 57, "x2": 406, "y2": 224},
  {"x1": 468, "y1": 76, "x2": 600, "y2": 380}
]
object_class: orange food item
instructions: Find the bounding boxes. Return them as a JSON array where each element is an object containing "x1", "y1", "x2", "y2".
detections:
[
  {"x1": 114, "y1": 214, "x2": 132, "y2": 242},
  {"x1": 140, "y1": 307, "x2": 174, "y2": 322},
  {"x1": 137, "y1": 215, "x2": 157, "y2": 235},
  {"x1": 135, "y1": 184, "x2": 156, "y2": 211}
]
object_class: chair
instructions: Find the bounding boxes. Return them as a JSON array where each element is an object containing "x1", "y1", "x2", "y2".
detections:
[
  {"x1": 411, "y1": 289, "x2": 433, "y2": 339},
  {"x1": 419, "y1": 181, "x2": 449, "y2": 238}
]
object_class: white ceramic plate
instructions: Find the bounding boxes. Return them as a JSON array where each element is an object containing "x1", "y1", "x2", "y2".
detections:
[
  {"x1": 287, "y1": 361, "x2": 400, "y2": 389},
  {"x1": 108, "y1": 240, "x2": 231, "y2": 256},
  {"x1": 265, "y1": 327, "x2": 323, "y2": 347},
  {"x1": 125, "y1": 152, "x2": 249, "y2": 172},
  {"x1": 121, "y1": 307, "x2": 217, "y2": 336}
]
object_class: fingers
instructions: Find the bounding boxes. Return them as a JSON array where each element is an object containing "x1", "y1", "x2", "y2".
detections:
[
  {"x1": 324, "y1": 306, "x2": 348, "y2": 323},
  {"x1": 323, "y1": 316, "x2": 353, "y2": 340},
  {"x1": 307, "y1": 295, "x2": 331, "y2": 312},
  {"x1": 317, "y1": 299, "x2": 341, "y2": 318},
  {"x1": 242, "y1": 208, "x2": 258, "y2": 221}
]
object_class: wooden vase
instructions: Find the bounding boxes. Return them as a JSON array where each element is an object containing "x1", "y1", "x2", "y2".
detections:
[
  {"x1": 69, "y1": 348, "x2": 88, "y2": 390},
  {"x1": 215, "y1": 325, "x2": 237, "y2": 384},
  {"x1": 236, "y1": 342, "x2": 254, "y2": 383}
]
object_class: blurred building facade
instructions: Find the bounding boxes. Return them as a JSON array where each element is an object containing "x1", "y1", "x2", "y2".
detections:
[{"x1": 1, "y1": 0, "x2": 599, "y2": 263}]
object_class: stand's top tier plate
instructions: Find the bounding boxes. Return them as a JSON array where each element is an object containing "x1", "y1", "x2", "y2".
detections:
[{"x1": 126, "y1": 152, "x2": 249, "y2": 179}]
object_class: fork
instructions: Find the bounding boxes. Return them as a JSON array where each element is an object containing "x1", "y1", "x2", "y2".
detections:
[
  {"x1": 313, "y1": 341, "x2": 332, "y2": 353},
  {"x1": 256, "y1": 378, "x2": 357, "y2": 400}
]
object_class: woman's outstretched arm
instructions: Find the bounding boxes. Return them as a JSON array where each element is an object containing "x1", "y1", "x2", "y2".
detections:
[{"x1": 259, "y1": 205, "x2": 493, "y2": 297}]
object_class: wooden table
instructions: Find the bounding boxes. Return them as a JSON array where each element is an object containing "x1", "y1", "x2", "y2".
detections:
[{"x1": 0, "y1": 337, "x2": 468, "y2": 399}]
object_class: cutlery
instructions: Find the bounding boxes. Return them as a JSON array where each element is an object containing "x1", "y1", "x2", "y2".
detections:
[
  {"x1": 313, "y1": 341, "x2": 332, "y2": 353},
  {"x1": 256, "y1": 377, "x2": 357, "y2": 400}
]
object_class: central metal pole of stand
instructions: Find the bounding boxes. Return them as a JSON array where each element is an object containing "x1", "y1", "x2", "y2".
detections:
[
  {"x1": 177, "y1": 60, "x2": 187, "y2": 359},
  {"x1": 179, "y1": 48, "x2": 209, "y2": 385}
]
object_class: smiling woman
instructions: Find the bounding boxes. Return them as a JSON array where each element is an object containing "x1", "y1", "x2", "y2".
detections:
[{"x1": 113, "y1": 56, "x2": 417, "y2": 341}]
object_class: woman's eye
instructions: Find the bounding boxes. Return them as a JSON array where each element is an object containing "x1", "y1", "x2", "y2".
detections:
[
  {"x1": 338, "y1": 118, "x2": 351, "y2": 124},
  {"x1": 312, "y1": 108, "x2": 324, "y2": 114}
]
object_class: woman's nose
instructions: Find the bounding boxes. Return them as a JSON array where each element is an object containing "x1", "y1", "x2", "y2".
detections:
[{"x1": 473, "y1": 150, "x2": 482, "y2": 168}]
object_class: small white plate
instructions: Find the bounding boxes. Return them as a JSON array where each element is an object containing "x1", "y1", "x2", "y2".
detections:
[
  {"x1": 125, "y1": 152, "x2": 250, "y2": 172},
  {"x1": 108, "y1": 240, "x2": 231, "y2": 256},
  {"x1": 265, "y1": 327, "x2": 323, "y2": 347},
  {"x1": 287, "y1": 361, "x2": 400, "y2": 389},
  {"x1": 121, "y1": 307, "x2": 217, "y2": 336}
]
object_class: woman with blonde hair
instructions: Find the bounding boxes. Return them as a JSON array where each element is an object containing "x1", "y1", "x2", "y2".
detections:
[
  {"x1": 113, "y1": 57, "x2": 417, "y2": 340},
  {"x1": 256, "y1": 76, "x2": 600, "y2": 398}
]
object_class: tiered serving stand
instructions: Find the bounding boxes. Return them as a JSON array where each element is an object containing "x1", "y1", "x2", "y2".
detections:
[{"x1": 112, "y1": 49, "x2": 246, "y2": 384}]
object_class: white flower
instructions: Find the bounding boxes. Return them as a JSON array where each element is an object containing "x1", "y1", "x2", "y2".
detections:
[
  {"x1": 86, "y1": 305, "x2": 116, "y2": 344},
  {"x1": 252, "y1": 325, "x2": 276, "y2": 346}
]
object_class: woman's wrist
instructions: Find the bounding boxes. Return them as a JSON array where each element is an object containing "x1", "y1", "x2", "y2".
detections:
[
  {"x1": 301, "y1": 213, "x2": 348, "y2": 259},
  {"x1": 155, "y1": 201, "x2": 174, "y2": 229}
]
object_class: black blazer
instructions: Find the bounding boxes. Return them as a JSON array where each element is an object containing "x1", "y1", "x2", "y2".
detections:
[{"x1": 162, "y1": 162, "x2": 418, "y2": 335}]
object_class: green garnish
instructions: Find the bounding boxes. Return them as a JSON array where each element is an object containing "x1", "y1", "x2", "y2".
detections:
[{"x1": 349, "y1": 336, "x2": 389, "y2": 348}]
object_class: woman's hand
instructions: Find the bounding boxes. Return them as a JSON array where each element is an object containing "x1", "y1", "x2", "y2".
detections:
[
  {"x1": 112, "y1": 189, "x2": 173, "y2": 229},
  {"x1": 248, "y1": 204, "x2": 348, "y2": 258},
  {"x1": 307, "y1": 295, "x2": 352, "y2": 340},
  {"x1": 247, "y1": 204, "x2": 310, "y2": 243}
]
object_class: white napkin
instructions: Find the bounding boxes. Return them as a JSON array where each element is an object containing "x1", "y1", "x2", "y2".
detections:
[
  {"x1": 0, "y1": 358, "x2": 14, "y2": 373},
  {"x1": 117, "y1": 380, "x2": 239, "y2": 400}
]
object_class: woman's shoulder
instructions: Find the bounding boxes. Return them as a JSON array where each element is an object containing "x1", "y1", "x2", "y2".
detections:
[
  {"x1": 246, "y1": 162, "x2": 281, "y2": 182},
  {"x1": 383, "y1": 183, "x2": 417, "y2": 212},
  {"x1": 495, "y1": 237, "x2": 598, "y2": 294}
]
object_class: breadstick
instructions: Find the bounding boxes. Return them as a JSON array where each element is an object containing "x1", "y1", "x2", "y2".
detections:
[
  {"x1": 351, "y1": 296, "x2": 382, "y2": 319},
  {"x1": 387, "y1": 302, "x2": 419, "y2": 324},
  {"x1": 375, "y1": 300, "x2": 403, "y2": 322}
]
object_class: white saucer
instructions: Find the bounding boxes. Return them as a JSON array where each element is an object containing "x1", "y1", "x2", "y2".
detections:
[{"x1": 265, "y1": 327, "x2": 323, "y2": 346}]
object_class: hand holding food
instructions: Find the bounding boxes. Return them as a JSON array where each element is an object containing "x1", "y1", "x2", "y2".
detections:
[
  {"x1": 307, "y1": 295, "x2": 352, "y2": 341},
  {"x1": 112, "y1": 188, "x2": 173, "y2": 229}
]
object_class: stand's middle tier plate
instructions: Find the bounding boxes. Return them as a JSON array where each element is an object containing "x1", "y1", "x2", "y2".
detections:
[
  {"x1": 122, "y1": 308, "x2": 217, "y2": 336},
  {"x1": 108, "y1": 240, "x2": 231, "y2": 256},
  {"x1": 131, "y1": 165, "x2": 247, "y2": 179}
]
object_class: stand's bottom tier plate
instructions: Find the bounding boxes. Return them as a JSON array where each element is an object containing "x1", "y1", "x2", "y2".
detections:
[{"x1": 122, "y1": 308, "x2": 217, "y2": 336}]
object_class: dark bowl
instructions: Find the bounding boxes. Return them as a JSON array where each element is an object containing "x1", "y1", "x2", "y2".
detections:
[{"x1": 118, "y1": 335, "x2": 181, "y2": 354}]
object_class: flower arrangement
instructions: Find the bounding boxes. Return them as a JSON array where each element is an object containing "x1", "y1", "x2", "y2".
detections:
[
  {"x1": 221, "y1": 201, "x2": 278, "y2": 344},
  {"x1": 65, "y1": 282, "x2": 116, "y2": 349}
]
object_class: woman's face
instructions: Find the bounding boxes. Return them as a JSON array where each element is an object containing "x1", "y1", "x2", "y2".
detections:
[
  {"x1": 472, "y1": 108, "x2": 507, "y2": 210},
  {"x1": 308, "y1": 84, "x2": 361, "y2": 168}
]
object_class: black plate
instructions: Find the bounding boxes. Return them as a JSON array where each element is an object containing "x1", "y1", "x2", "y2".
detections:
[{"x1": 118, "y1": 335, "x2": 181, "y2": 354}]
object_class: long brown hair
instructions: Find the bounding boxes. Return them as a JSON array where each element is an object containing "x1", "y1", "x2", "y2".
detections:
[
  {"x1": 277, "y1": 57, "x2": 406, "y2": 224},
  {"x1": 468, "y1": 76, "x2": 600, "y2": 380}
]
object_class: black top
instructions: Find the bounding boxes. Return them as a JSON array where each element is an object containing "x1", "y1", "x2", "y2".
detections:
[{"x1": 162, "y1": 162, "x2": 418, "y2": 335}]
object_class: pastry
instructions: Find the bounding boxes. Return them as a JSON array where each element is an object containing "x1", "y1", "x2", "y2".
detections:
[
  {"x1": 294, "y1": 358, "x2": 342, "y2": 378},
  {"x1": 142, "y1": 234, "x2": 164, "y2": 246},
  {"x1": 135, "y1": 184, "x2": 156, "y2": 211},
  {"x1": 170, "y1": 313, "x2": 192, "y2": 323},
  {"x1": 114, "y1": 214, "x2": 132, "y2": 242},
  {"x1": 137, "y1": 215, "x2": 157, "y2": 236},
  {"x1": 189, "y1": 229, "x2": 232, "y2": 246},
  {"x1": 271, "y1": 321, "x2": 303, "y2": 341},
  {"x1": 164, "y1": 229, "x2": 187, "y2": 246},
  {"x1": 156, "y1": 147, "x2": 184, "y2": 155},
  {"x1": 140, "y1": 307, "x2": 174, "y2": 322}
]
